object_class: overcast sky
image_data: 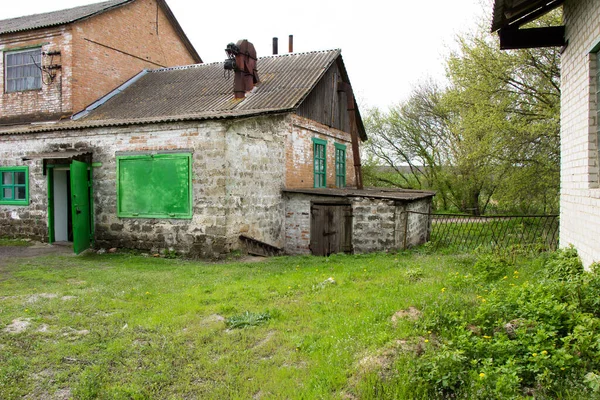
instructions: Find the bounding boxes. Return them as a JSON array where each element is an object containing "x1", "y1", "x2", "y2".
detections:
[{"x1": 1, "y1": 0, "x2": 493, "y2": 110}]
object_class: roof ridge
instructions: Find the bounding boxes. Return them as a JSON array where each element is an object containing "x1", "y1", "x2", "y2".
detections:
[
  {"x1": 150, "y1": 49, "x2": 342, "y2": 73},
  {"x1": 0, "y1": 0, "x2": 128, "y2": 22},
  {"x1": 0, "y1": 0, "x2": 132, "y2": 35}
]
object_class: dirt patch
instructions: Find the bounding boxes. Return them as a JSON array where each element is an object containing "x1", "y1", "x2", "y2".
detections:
[
  {"x1": 199, "y1": 314, "x2": 225, "y2": 327},
  {"x1": 253, "y1": 330, "x2": 276, "y2": 349},
  {"x1": 4, "y1": 318, "x2": 31, "y2": 333},
  {"x1": 391, "y1": 307, "x2": 422, "y2": 326},
  {"x1": 27, "y1": 293, "x2": 59, "y2": 303}
]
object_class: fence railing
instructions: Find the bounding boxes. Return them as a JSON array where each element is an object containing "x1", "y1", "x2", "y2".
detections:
[{"x1": 409, "y1": 212, "x2": 559, "y2": 254}]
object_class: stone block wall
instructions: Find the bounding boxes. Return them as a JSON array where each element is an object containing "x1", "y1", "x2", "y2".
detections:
[
  {"x1": 0, "y1": 115, "x2": 287, "y2": 258},
  {"x1": 560, "y1": 0, "x2": 600, "y2": 266}
]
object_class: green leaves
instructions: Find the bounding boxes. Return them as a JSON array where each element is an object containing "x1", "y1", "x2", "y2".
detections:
[{"x1": 364, "y1": 12, "x2": 560, "y2": 215}]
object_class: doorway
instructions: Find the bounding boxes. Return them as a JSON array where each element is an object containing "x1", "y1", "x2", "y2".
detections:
[
  {"x1": 51, "y1": 169, "x2": 72, "y2": 242},
  {"x1": 47, "y1": 160, "x2": 93, "y2": 254},
  {"x1": 310, "y1": 203, "x2": 353, "y2": 256}
]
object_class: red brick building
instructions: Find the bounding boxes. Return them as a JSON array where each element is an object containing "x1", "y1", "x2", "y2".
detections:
[{"x1": 0, "y1": 0, "x2": 201, "y2": 126}]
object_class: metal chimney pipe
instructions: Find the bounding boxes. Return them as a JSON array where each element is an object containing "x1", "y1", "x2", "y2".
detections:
[
  {"x1": 289, "y1": 35, "x2": 293, "y2": 53},
  {"x1": 273, "y1": 37, "x2": 278, "y2": 55}
]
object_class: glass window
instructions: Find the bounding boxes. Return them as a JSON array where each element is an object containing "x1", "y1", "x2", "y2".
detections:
[
  {"x1": 5, "y1": 48, "x2": 42, "y2": 93},
  {"x1": 335, "y1": 143, "x2": 346, "y2": 188},
  {"x1": 312, "y1": 138, "x2": 327, "y2": 188},
  {"x1": 0, "y1": 167, "x2": 29, "y2": 205},
  {"x1": 116, "y1": 153, "x2": 193, "y2": 219}
]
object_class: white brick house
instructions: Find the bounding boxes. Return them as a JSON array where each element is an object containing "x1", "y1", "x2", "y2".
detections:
[{"x1": 492, "y1": 0, "x2": 600, "y2": 266}]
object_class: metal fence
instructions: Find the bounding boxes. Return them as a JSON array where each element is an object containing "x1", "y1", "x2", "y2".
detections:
[{"x1": 412, "y1": 212, "x2": 559, "y2": 254}]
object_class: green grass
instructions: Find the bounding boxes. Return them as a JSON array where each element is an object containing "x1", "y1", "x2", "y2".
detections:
[
  {"x1": 0, "y1": 237, "x2": 32, "y2": 246},
  {"x1": 0, "y1": 249, "x2": 577, "y2": 399}
]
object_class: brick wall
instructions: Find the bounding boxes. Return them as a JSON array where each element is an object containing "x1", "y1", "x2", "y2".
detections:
[
  {"x1": 283, "y1": 192, "x2": 432, "y2": 255},
  {"x1": 0, "y1": 0, "x2": 198, "y2": 123},
  {"x1": 0, "y1": 26, "x2": 73, "y2": 123},
  {"x1": 561, "y1": 0, "x2": 600, "y2": 266},
  {"x1": 71, "y1": 0, "x2": 198, "y2": 113},
  {"x1": 0, "y1": 115, "x2": 287, "y2": 258},
  {"x1": 286, "y1": 114, "x2": 358, "y2": 189}
]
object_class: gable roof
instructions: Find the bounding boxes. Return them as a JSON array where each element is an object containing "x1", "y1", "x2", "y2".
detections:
[
  {"x1": 1, "y1": 49, "x2": 366, "y2": 139},
  {"x1": 491, "y1": 0, "x2": 563, "y2": 31},
  {"x1": 0, "y1": 0, "x2": 201, "y2": 63}
]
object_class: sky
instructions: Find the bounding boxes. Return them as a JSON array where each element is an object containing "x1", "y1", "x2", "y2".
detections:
[{"x1": 1, "y1": 0, "x2": 492, "y2": 110}]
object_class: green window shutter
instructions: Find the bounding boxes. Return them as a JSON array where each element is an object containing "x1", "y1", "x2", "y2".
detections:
[
  {"x1": 312, "y1": 138, "x2": 327, "y2": 188},
  {"x1": 335, "y1": 143, "x2": 346, "y2": 188},
  {"x1": 116, "y1": 153, "x2": 193, "y2": 219},
  {"x1": 0, "y1": 166, "x2": 29, "y2": 206}
]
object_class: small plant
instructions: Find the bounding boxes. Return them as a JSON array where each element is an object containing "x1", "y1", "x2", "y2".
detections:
[
  {"x1": 225, "y1": 311, "x2": 271, "y2": 329},
  {"x1": 162, "y1": 248, "x2": 178, "y2": 259},
  {"x1": 404, "y1": 267, "x2": 425, "y2": 282}
]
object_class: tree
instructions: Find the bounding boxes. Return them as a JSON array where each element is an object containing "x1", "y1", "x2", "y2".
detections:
[{"x1": 364, "y1": 13, "x2": 560, "y2": 215}]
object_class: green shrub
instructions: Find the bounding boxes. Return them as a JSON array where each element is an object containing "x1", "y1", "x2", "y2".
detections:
[{"x1": 407, "y1": 248, "x2": 600, "y2": 398}]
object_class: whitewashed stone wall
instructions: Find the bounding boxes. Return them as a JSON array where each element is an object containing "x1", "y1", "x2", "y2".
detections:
[
  {"x1": 561, "y1": 0, "x2": 600, "y2": 266},
  {"x1": 0, "y1": 115, "x2": 288, "y2": 257}
]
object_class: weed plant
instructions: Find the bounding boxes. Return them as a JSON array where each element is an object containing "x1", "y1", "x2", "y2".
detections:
[{"x1": 374, "y1": 246, "x2": 600, "y2": 399}]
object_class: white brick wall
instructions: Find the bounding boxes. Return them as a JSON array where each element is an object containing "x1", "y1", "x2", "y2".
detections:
[{"x1": 561, "y1": 0, "x2": 600, "y2": 266}]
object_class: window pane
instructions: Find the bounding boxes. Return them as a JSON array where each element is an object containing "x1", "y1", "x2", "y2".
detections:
[
  {"x1": 5, "y1": 49, "x2": 42, "y2": 92},
  {"x1": 15, "y1": 186, "x2": 26, "y2": 200},
  {"x1": 3, "y1": 188, "x2": 12, "y2": 199},
  {"x1": 14, "y1": 172, "x2": 25, "y2": 185},
  {"x1": 2, "y1": 172, "x2": 13, "y2": 185}
]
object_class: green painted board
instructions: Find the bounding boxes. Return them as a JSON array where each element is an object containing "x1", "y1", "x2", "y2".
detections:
[
  {"x1": 117, "y1": 153, "x2": 192, "y2": 219},
  {"x1": 71, "y1": 160, "x2": 91, "y2": 254}
]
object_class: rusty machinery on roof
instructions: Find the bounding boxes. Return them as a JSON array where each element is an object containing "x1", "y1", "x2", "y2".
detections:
[{"x1": 224, "y1": 40, "x2": 259, "y2": 99}]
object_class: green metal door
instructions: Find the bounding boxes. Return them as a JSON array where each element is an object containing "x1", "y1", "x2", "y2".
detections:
[{"x1": 70, "y1": 160, "x2": 91, "y2": 254}]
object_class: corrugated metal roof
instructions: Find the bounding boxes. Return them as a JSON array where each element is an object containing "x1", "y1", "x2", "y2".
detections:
[
  {"x1": 283, "y1": 188, "x2": 436, "y2": 201},
  {"x1": 0, "y1": 0, "x2": 132, "y2": 35},
  {"x1": 80, "y1": 49, "x2": 340, "y2": 121},
  {"x1": 0, "y1": 49, "x2": 364, "y2": 136},
  {"x1": 491, "y1": 0, "x2": 563, "y2": 32}
]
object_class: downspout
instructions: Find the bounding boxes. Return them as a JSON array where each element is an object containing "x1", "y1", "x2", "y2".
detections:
[{"x1": 338, "y1": 81, "x2": 363, "y2": 189}]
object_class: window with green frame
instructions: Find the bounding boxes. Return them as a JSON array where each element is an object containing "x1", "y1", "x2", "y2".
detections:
[
  {"x1": 335, "y1": 143, "x2": 346, "y2": 188},
  {"x1": 312, "y1": 138, "x2": 327, "y2": 188},
  {"x1": 0, "y1": 166, "x2": 29, "y2": 206},
  {"x1": 116, "y1": 152, "x2": 193, "y2": 219}
]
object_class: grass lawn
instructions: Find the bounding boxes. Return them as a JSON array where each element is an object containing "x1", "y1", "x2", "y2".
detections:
[{"x1": 0, "y1": 249, "x2": 541, "y2": 399}]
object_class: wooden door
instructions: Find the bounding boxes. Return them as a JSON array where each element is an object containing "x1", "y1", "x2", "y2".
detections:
[
  {"x1": 70, "y1": 160, "x2": 91, "y2": 254},
  {"x1": 310, "y1": 204, "x2": 352, "y2": 256}
]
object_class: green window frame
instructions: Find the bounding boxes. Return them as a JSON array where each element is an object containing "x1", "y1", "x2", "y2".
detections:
[
  {"x1": 312, "y1": 138, "x2": 327, "y2": 188},
  {"x1": 116, "y1": 152, "x2": 193, "y2": 219},
  {"x1": 335, "y1": 143, "x2": 346, "y2": 188},
  {"x1": 0, "y1": 166, "x2": 29, "y2": 206}
]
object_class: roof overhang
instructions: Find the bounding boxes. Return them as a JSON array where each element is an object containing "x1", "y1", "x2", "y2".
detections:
[
  {"x1": 491, "y1": 0, "x2": 565, "y2": 50},
  {"x1": 22, "y1": 149, "x2": 92, "y2": 161}
]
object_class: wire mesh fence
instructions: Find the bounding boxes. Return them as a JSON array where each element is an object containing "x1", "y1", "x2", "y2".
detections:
[{"x1": 410, "y1": 212, "x2": 559, "y2": 254}]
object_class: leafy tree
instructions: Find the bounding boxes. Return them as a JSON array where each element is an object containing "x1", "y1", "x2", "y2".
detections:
[{"x1": 364, "y1": 13, "x2": 560, "y2": 215}]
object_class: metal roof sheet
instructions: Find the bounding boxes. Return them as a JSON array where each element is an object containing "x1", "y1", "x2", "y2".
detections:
[
  {"x1": 491, "y1": 0, "x2": 563, "y2": 32},
  {"x1": 79, "y1": 50, "x2": 341, "y2": 121},
  {"x1": 0, "y1": 49, "x2": 367, "y2": 137},
  {"x1": 0, "y1": 0, "x2": 132, "y2": 35},
  {"x1": 283, "y1": 188, "x2": 436, "y2": 201}
]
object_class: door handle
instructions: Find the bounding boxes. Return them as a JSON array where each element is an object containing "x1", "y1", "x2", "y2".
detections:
[{"x1": 76, "y1": 207, "x2": 82, "y2": 215}]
